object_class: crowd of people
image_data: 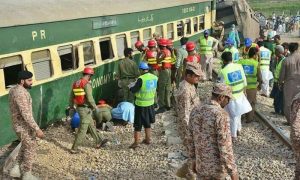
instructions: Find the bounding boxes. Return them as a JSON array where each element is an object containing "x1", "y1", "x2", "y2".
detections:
[{"x1": 7, "y1": 24, "x2": 300, "y2": 179}]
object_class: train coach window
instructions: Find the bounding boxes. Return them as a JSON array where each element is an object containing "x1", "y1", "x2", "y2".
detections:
[
  {"x1": 0, "y1": 55, "x2": 23, "y2": 88},
  {"x1": 193, "y1": 17, "x2": 199, "y2": 33},
  {"x1": 31, "y1": 50, "x2": 52, "y2": 81},
  {"x1": 177, "y1": 21, "x2": 184, "y2": 37},
  {"x1": 199, "y1": 15, "x2": 205, "y2": 30},
  {"x1": 116, "y1": 34, "x2": 128, "y2": 58},
  {"x1": 82, "y1": 41, "x2": 95, "y2": 65},
  {"x1": 167, "y1": 23, "x2": 174, "y2": 39},
  {"x1": 155, "y1": 25, "x2": 163, "y2": 38},
  {"x1": 185, "y1": 19, "x2": 191, "y2": 35},
  {"x1": 58, "y1": 45, "x2": 78, "y2": 71},
  {"x1": 99, "y1": 38, "x2": 114, "y2": 61},
  {"x1": 130, "y1": 31, "x2": 140, "y2": 50},
  {"x1": 143, "y1": 28, "x2": 151, "y2": 45}
]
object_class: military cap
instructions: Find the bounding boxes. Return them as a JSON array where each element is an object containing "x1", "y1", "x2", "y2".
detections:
[
  {"x1": 18, "y1": 70, "x2": 33, "y2": 80},
  {"x1": 185, "y1": 62, "x2": 202, "y2": 76},
  {"x1": 212, "y1": 83, "x2": 233, "y2": 99}
]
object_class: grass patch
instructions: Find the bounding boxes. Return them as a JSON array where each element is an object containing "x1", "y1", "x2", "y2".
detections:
[{"x1": 247, "y1": 0, "x2": 300, "y2": 17}]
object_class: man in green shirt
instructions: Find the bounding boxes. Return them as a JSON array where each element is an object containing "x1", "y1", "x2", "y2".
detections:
[
  {"x1": 116, "y1": 48, "x2": 140, "y2": 103},
  {"x1": 69, "y1": 67, "x2": 108, "y2": 153}
]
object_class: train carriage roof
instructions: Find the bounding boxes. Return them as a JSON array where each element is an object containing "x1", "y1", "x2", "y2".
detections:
[{"x1": 0, "y1": 0, "x2": 211, "y2": 27}]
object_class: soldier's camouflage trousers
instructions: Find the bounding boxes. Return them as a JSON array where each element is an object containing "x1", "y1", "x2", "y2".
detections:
[{"x1": 16, "y1": 130, "x2": 36, "y2": 172}]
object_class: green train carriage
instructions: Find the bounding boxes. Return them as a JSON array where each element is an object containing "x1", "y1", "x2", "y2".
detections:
[{"x1": 0, "y1": 0, "x2": 216, "y2": 146}]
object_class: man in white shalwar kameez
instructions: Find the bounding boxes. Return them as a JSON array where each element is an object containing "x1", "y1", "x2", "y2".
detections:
[{"x1": 218, "y1": 52, "x2": 252, "y2": 141}]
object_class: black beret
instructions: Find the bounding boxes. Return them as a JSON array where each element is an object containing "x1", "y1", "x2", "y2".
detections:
[{"x1": 18, "y1": 71, "x2": 33, "y2": 80}]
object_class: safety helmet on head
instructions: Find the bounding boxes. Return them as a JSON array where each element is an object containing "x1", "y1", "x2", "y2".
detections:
[
  {"x1": 167, "y1": 39, "x2": 173, "y2": 46},
  {"x1": 135, "y1": 41, "x2": 144, "y2": 49},
  {"x1": 148, "y1": 40, "x2": 156, "y2": 47},
  {"x1": 186, "y1": 41, "x2": 195, "y2": 51},
  {"x1": 244, "y1": 38, "x2": 252, "y2": 47},
  {"x1": 204, "y1": 30, "x2": 209, "y2": 35},
  {"x1": 158, "y1": 38, "x2": 168, "y2": 46},
  {"x1": 83, "y1": 67, "x2": 94, "y2": 75},
  {"x1": 225, "y1": 38, "x2": 234, "y2": 46},
  {"x1": 139, "y1": 62, "x2": 149, "y2": 70}
]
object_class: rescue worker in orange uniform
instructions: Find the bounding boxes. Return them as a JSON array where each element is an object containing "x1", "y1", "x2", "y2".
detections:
[
  {"x1": 145, "y1": 39, "x2": 160, "y2": 77},
  {"x1": 135, "y1": 40, "x2": 148, "y2": 60},
  {"x1": 69, "y1": 67, "x2": 108, "y2": 153},
  {"x1": 183, "y1": 42, "x2": 201, "y2": 77},
  {"x1": 167, "y1": 39, "x2": 178, "y2": 85},
  {"x1": 156, "y1": 38, "x2": 172, "y2": 114}
]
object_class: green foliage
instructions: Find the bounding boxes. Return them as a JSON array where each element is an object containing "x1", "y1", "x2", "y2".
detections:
[{"x1": 247, "y1": 0, "x2": 300, "y2": 17}]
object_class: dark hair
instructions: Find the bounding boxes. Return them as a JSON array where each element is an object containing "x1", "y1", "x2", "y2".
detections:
[
  {"x1": 248, "y1": 47, "x2": 258, "y2": 58},
  {"x1": 221, "y1": 52, "x2": 232, "y2": 62},
  {"x1": 257, "y1": 41, "x2": 264, "y2": 47},
  {"x1": 185, "y1": 69, "x2": 195, "y2": 76},
  {"x1": 289, "y1": 43, "x2": 299, "y2": 53},
  {"x1": 274, "y1": 35, "x2": 281, "y2": 40},
  {"x1": 180, "y1": 37, "x2": 189, "y2": 46},
  {"x1": 124, "y1": 48, "x2": 133, "y2": 57},
  {"x1": 282, "y1": 42, "x2": 289, "y2": 50}
]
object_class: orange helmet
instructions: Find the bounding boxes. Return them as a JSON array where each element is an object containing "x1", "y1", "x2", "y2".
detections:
[
  {"x1": 135, "y1": 41, "x2": 144, "y2": 49},
  {"x1": 186, "y1": 41, "x2": 195, "y2": 51},
  {"x1": 167, "y1": 39, "x2": 173, "y2": 46},
  {"x1": 148, "y1": 40, "x2": 156, "y2": 47},
  {"x1": 98, "y1": 99, "x2": 106, "y2": 105},
  {"x1": 83, "y1": 67, "x2": 94, "y2": 75},
  {"x1": 159, "y1": 38, "x2": 168, "y2": 46}
]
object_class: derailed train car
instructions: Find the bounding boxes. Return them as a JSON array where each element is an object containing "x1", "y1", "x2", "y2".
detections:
[{"x1": 0, "y1": 0, "x2": 216, "y2": 146}]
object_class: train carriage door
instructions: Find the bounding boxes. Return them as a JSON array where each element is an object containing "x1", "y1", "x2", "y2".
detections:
[{"x1": 0, "y1": 55, "x2": 23, "y2": 89}]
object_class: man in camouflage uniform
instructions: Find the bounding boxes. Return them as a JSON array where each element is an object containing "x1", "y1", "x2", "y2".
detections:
[
  {"x1": 116, "y1": 48, "x2": 140, "y2": 103},
  {"x1": 174, "y1": 62, "x2": 202, "y2": 179},
  {"x1": 8, "y1": 71, "x2": 44, "y2": 180},
  {"x1": 290, "y1": 92, "x2": 300, "y2": 179},
  {"x1": 70, "y1": 67, "x2": 108, "y2": 153},
  {"x1": 187, "y1": 83, "x2": 239, "y2": 180}
]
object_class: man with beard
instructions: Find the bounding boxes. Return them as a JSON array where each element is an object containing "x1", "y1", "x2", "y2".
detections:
[{"x1": 8, "y1": 71, "x2": 44, "y2": 180}]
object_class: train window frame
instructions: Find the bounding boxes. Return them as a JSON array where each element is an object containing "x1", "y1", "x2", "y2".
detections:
[
  {"x1": 0, "y1": 55, "x2": 23, "y2": 89},
  {"x1": 177, "y1": 21, "x2": 184, "y2": 37},
  {"x1": 58, "y1": 44, "x2": 78, "y2": 72},
  {"x1": 31, "y1": 49, "x2": 53, "y2": 81},
  {"x1": 193, "y1": 17, "x2": 199, "y2": 33},
  {"x1": 99, "y1": 37, "x2": 114, "y2": 61},
  {"x1": 130, "y1": 31, "x2": 140, "y2": 50},
  {"x1": 185, "y1": 19, "x2": 192, "y2": 35},
  {"x1": 116, "y1": 34, "x2": 128, "y2": 58},
  {"x1": 155, "y1": 25, "x2": 163, "y2": 39},
  {"x1": 82, "y1": 41, "x2": 95, "y2": 65},
  {"x1": 199, "y1": 15, "x2": 205, "y2": 30},
  {"x1": 143, "y1": 28, "x2": 151, "y2": 45},
  {"x1": 167, "y1": 23, "x2": 174, "y2": 40}
]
